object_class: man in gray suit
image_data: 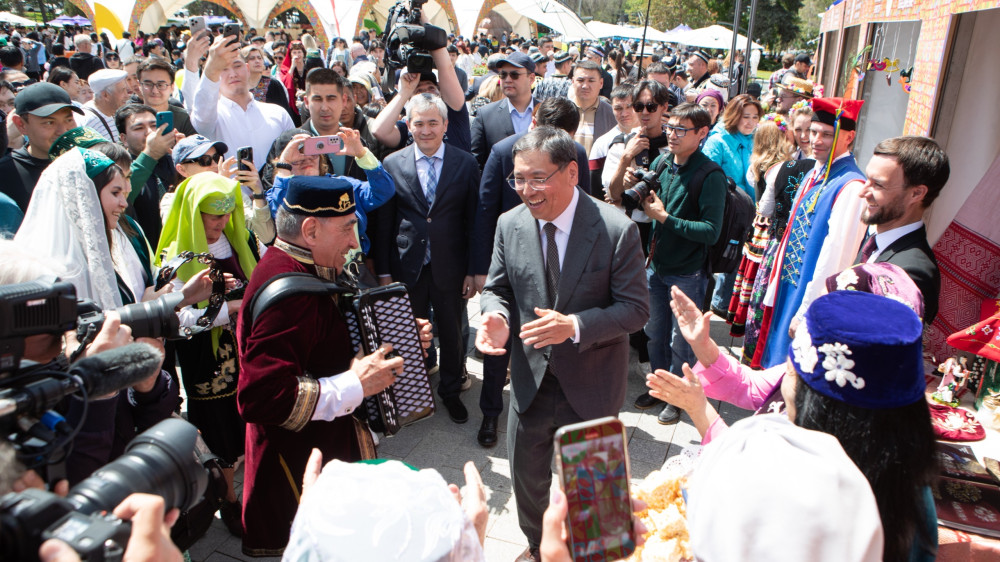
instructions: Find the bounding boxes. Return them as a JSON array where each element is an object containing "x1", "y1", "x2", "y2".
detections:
[{"x1": 476, "y1": 127, "x2": 649, "y2": 561}]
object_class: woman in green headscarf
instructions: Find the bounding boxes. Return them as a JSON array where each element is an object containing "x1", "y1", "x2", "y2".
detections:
[{"x1": 156, "y1": 171, "x2": 263, "y2": 536}]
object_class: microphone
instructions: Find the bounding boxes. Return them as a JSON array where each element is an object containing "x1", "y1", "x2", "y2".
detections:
[
  {"x1": 0, "y1": 343, "x2": 163, "y2": 429},
  {"x1": 68, "y1": 342, "x2": 164, "y2": 397}
]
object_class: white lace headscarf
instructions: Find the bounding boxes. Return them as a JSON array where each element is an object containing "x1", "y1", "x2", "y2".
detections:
[{"x1": 14, "y1": 148, "x2": 122, "y2": 309}]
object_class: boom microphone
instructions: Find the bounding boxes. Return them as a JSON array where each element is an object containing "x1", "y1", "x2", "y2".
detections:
[{"x1": 0, "y1": 343, "x2": 163, "y2": 430}]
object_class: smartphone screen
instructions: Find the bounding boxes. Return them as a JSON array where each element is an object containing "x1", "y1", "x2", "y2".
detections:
[{"x1": 555, "y1": 417, "x2": 635, "y2": 562}]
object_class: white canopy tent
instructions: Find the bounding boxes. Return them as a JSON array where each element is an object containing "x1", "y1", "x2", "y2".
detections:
[
  {"x1": 578, "y1": 21, "x2": 671, "y2": 43},
  {"x1": 0, "y1": 12, "x2": 40, "y2": 26},
  {"x1": 455, "y1": 0, "x2": 595, "y2": 41},
  {"x1": 671, "y1": 24, "x2": 763, "y2": 51}
]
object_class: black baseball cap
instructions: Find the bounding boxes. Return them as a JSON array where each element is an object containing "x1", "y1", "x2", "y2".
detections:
[
  {"x1": 794, "y1": 53, "x2": 811, "y2": 65},
  {"x1": 15, "y1": 82, "x2": 84, "y2": 117},
  {"x1": 496, "y1": 52, "x2": 536, "y2": 74}
]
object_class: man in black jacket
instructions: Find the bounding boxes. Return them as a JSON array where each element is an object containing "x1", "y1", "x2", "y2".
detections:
[
  {"x1": 855, "y1": 136, "x2": 948, "y2": 324},
  {"x1": 0, "y1": 83, "x2": 82, "y2": 211},
  {"x1": 68, "y1": 33, "x2": 105, "y2": 81},
  {"x1": 469, "y1": 52, "x2": 537, "y2": 169}
]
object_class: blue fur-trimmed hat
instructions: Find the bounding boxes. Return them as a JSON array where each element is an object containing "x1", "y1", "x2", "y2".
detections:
[
  {"x1": 789, "y1": 291, "x2": 925, "y2": 409},
  {"x1": 282, "y1": 175, "x2": 355, "y2": 217}
]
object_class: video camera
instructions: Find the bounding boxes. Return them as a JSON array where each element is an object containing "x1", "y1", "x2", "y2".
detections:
[
  {"x1": 382, "y1": 0, "x2": 448, "y2": 74},
  {"x1": 0, "y1": 277, "x2": 187, "y2": 380},
  {"x1": 0, "y1": 418, "x2": 208, "y2": 561}
]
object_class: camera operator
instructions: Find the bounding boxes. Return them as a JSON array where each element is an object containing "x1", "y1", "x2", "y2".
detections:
[
  {"x1": 603, "y1": 80, "x2": 672, "y2": 208},
  {"x1": 370, "y1": 10, "x2": 471, "y2": 153},
  {"x1": 0, "y1": 241, "x2": 182, "y2": 486},
  {"x1": 631, "y1": 103, "x2": 725, "y2": 426},
  {"x1": 37, "y1": 493, "x2": 182, "y2": 562}
]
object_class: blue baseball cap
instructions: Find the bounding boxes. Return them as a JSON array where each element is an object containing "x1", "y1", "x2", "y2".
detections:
[
  {"x1": 172, "y1": 135, "x2": 228, "y2": 164},
  {"x1": 496, "y1": 51, "x2": 536, "y2": 74}
]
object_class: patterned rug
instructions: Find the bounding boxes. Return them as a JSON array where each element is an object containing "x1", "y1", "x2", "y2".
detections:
[{"x1": 926, "y1": 221, "x2": 1000, "y2": 361}]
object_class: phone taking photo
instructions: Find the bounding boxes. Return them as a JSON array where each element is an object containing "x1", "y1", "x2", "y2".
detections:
[
  {"x1": 155, "y1": 111, "x2": 174, "y2": 135},
  {"x1": 554, "y1": 417, "x2": 636, "y2": 562},
  {"x1": 236, "y1": 146, "x2": 253, "y2": 172},
  {"x1": 188, "y1": 16, "x2": 206, "y2": 38},
  {"x1": 224, "y1": 23, "x2": 241, "y2": 41},
  {"x1": 302, "y1": 136, "x2": 345, "y2": 156}
]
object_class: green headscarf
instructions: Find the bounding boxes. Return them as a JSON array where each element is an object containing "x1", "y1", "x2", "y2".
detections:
[{"x1": 156, "y1": 171, "x2": 256, "y2": 289}]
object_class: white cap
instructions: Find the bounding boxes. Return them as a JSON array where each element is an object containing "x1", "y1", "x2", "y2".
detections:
[
  {"x1": 88, "y1": 69, "x2": 128, "y2": 95},
  {"x1": 284, "y1": 460, "x2": 485, "y2": 561},
  {"x1": 687, "y1": 415, "x2": 884, "y2": 562}
]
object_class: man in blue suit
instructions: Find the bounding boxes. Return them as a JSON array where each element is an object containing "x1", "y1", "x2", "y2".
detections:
[
  {"x1": 375, "y1": 93, "x2": 480, "y2": 424},
  {"x1": 471, "y1": 97, "x2": 591, "y2": 447}
]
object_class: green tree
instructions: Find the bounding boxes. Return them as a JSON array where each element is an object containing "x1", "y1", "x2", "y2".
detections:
[{"x1": 622, "y1": 0, "x2": 714, "y2": 30}]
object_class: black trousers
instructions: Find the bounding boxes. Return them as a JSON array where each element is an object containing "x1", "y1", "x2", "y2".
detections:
[
  {"x1": 507, "y1": 370, "x2": 585, "y2": 549},
  {"x1": 408, "y1": 263, "x2": 464, "y2": 399},
  {"x1": 478, "y1": 338, "x2": 511, "y2": 417}
]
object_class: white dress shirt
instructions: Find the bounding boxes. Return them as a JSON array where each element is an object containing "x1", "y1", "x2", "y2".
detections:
[
  {"x1": 536, "y1": 187, "x2": 582, "y2": 343},
  {"x1": 863, "y1": 220, "x2": 924, "y2": 263},
  {"x1": 414, "y1": 142, "x2": 446, "y2": 203},
  {"x1": 190, "y1": 72, "x2": 294, "y2": 169}
]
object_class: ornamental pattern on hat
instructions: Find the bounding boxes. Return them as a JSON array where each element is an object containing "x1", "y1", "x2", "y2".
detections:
[
  {"x1": 792, "y1": 324, "x2": 819, "y2": 373},
  {"x1": 207, "y1": 194, "x2": 236, "y2": 214},
  {"x1": 818, "y1": 342, "x2": 865, "y2": 390},
  {"x1": 835, "y1": 267, "x2": 860, "y2": 290}
]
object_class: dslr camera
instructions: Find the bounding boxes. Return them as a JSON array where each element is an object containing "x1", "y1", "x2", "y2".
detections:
[
  {"x1": 621, "y1": 168, "x2": 662, "y2": 216},
  {"x1": 0, "y1": 418, "x2": 208, "y2": 561},
  {"x1": 382, "y1": 0, "x2": 448, "y2": 74}
]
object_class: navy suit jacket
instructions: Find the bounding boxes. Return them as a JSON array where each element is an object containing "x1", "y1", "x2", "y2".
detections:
[
  {"x1": 470, "y1": 97, "x2": 540, "y2": 170},
  {"x1": 376, "y1": 144, "x2": 480, "y2": 291},
  {"x1": 472, "y1": 132, "x2": 592, "y2": 275}
]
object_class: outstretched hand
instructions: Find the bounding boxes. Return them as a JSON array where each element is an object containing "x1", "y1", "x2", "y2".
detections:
[
  {"x1": 668, "y1": 285, "x2": 718, "y2": 365},
  {"x1": 475, "y1": 312, "x2": 509, "y2": 356}
]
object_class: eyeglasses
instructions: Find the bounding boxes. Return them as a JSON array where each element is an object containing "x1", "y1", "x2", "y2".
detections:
[
  {"x1": 665, "y1": 125, "x2": 695, "y2": 138},
  {"x1": 499, "y1": 70, "x2": 526, "y2": 80},
  {"x1": 632, "y1": 102, "x2": 660, "y2": 113},
  {"x1": 506, "y1": 163, "x2": 567, "y2": 191},
  {"x1": 106, "y1": 54, "x2": 119, "y2": 60},
  {"x1": 141, "y1": 80, "x2": 172, "y2": 91},
  {"x1": 182, "y1": 153, "x2": 223, "y2": 167},
  {"x1": 11, "y1": 79, "x2": 36, "y2": 91}
]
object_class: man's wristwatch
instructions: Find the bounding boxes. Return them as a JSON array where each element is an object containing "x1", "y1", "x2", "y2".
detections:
[
  {"x1": 274, "y1": 162, "x2": 293, "y2": 171},
  {"x1": 252, "y1": 191, "x2": 266, "y2": 200}
]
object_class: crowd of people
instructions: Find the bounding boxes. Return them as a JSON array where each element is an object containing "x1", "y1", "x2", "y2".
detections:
[{"x1": 0, "y1": 15, "x2": 953, "y2": 562}]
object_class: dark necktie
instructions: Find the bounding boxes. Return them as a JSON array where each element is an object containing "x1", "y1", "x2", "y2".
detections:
[
  {"x1": 544, "y1": 223, "x2": 560, "y2": 306},
  {"x1": 859, "y1": 234, "x2": 878, "y2": 263}
]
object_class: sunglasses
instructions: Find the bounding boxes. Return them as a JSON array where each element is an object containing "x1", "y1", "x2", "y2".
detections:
[
  {"x1": 632, "y1": 102, "x2": 660, "y2": 113},
  {"x1": 499, "y1": 70, "x2": 526, "y2": 80},
  {"x1": 106, "y1": 54, "x2": 119, "y2": 60},
  {"x1": 182, "y1": 153, "x2": 223, "y2": 167}
]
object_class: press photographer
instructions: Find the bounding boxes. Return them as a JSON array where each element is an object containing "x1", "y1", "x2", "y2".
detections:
[{"x1": 381, "y1": 0, "x2": 448, "y2": 74}]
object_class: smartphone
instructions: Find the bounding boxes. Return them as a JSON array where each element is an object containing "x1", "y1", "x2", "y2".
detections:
[
  {"x1": 554, "y1": 417, "x2": 636, "y2": 562},
  {"x1": 302, "y1": 136, "x2": 345, "y2": 156},
  {"x1": 155, "y1": 111, "x2": 174, "y2": 134},
  {"x1": 188, "y1": 16, "x2": 206, "y2": 38},
  {"x1": 236, "y1": 146, "x2": 253, "y2": 172},
  {"x1": 224, "y1": 23, "x2": 241, "y2": 41}
]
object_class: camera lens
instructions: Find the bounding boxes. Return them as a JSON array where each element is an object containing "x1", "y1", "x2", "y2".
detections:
[
  {"x1": 316, "y1": 142, "x2": 325, "y2": 150},
  {"x1": 116, "y1": 292, "x2": 183, "y2": 339},
  {"x1": 67, "y1": 418, "x2": 208, "y2": 516}
]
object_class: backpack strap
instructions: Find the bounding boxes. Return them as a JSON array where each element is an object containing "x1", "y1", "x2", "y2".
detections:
[
  {"x1": 245, "y1": 272, "x2": 353, "y2": 328},
  {"x1": 687, "y1": 160, "x2": 727, "y2": 214}
]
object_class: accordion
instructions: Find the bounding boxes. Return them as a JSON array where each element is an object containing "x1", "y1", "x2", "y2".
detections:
[{"x1": 246, "y1": 274, "x2": 435, "y2": 436}]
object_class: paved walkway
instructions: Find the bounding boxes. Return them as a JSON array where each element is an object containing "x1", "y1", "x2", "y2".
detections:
[{"x1": 188, "y1": 299, "x2": 751, "y2": 561}]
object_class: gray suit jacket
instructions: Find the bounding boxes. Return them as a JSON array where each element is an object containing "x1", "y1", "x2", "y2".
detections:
[{"x1": 480, "y1": 189, "x2": 649, "y2": 419}]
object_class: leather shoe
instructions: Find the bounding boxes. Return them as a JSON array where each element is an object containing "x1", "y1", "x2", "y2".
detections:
[
  {"x1": 477, "y1": 415, "x2": 499, "y2": 448},
  {"x1": 514, "y1": 547, "x2": 539, "y2": 562},
  {"x1": 442, "y1": 396, "x2": 469, "y2": 424},
  {"x1": 658, "y1": 403, "x2": 681, "y2": 425},
  {"x1": 634, "y1": 391, "x2": 664, "y2": 410}
]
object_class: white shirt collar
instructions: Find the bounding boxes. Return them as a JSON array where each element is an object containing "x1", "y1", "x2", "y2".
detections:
[
  {"x1": 538, "y1": 187, "x2": 580, "y2": 235},
  {"x1": 414, "y1": 142, "x2": 446, "y2": 163},
  {"x1": 868, "y1": 220, "x2": 924, "y2": 253}
]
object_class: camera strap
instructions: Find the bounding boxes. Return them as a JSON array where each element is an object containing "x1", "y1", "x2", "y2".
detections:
[
  {"x1": 155, "y1": 251, "x2": 227, "y2": 336},
  {"x1": 644, "y1": 156, "x2": 673, "y2": 268}
]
